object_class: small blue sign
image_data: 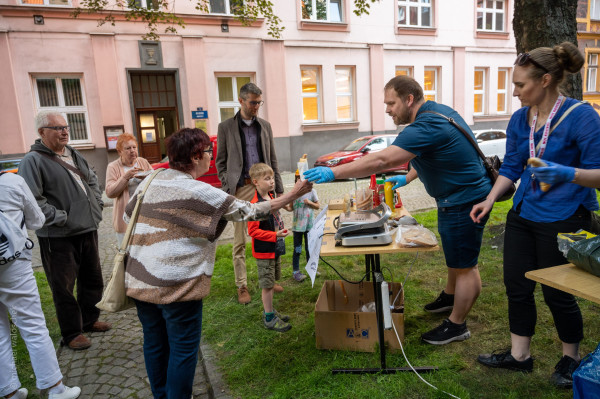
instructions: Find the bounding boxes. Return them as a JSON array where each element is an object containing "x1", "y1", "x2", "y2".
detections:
[
  {"x1": 192, "y1": 108, "x2": 208, "y2": 119},
  {"x1": 361, "y1": 329, "x2": 369, "y2": 339},
  {"x1": 346, "y1": 329, "x2": 355, "y2": 338}
]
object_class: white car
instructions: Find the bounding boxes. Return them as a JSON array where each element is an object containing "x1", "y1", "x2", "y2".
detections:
[{"x1": 473, "y1": 129, "x2": 507, "y2": 161}]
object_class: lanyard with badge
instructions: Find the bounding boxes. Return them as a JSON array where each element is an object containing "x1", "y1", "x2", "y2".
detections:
[{"x1": 529, "y1": 95, "x2": 564, "y2": 191}]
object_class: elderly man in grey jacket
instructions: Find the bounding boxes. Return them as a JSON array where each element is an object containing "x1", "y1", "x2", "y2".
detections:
[
  {"x1": 18, "y1": 111, "x2": 111, "y2": 351},
  {"x1": 216, "y1": 83, "x2": 283, "y2": 304}
]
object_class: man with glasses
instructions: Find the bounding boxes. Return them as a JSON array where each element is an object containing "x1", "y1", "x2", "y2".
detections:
[
  {"x1": 18, "y1": 111, "x2": 110, "y2": 351},
  {"x1": 216, "y1": 83, "x2": 284, "y2": 304}
]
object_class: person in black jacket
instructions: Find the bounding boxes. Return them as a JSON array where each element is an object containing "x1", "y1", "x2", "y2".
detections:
[{"x1": 18, "y1": 111, "x2": 111, "y2": 351}]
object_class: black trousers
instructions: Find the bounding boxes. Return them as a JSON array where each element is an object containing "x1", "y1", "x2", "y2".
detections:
[
  {"x1": 38, "y1": 230, "x2": 104, "y2": 344},
  {"x1": 503, "y1": 207, "x2": 592, "y2": 343}
]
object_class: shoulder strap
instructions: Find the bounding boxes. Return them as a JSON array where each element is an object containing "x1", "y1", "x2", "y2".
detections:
[
  {"x1": 118, "y1": 168, "x2": 164, "y2": 251},
  {"x1": 535, "y1": 101, "x2": 585, "y2": 152},
  {"x1": 420, "y1": 110, "x2": 488, "y2": 162},
  {"x1": 32, "y1": 149, "x2": 88, "y2": 183}
]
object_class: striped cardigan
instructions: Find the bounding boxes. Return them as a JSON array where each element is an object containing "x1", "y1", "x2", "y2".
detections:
[{"x1": 123, "y1": 168, "x2": 271, "y2": 304}]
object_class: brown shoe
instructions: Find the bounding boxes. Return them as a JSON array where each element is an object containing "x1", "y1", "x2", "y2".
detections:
[
  {"x1": 238, "y1": 286, "x2": 251, "y2": 304},
  {"x1": 273, "y1": 284, "x2": 284, "y2": 293},
  {"x1": 84, "y1": 321, "x2": 112, "y2": 332},
  {"x1": 67, "y1": 334, "x2": 91, "y2": 350}
]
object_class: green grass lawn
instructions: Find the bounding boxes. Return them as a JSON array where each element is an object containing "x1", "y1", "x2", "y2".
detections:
[
  {"x1": 12, "y1": 199, "x2": 600, "y2": 398},
  {"x1": 202, "y1": 200, "x2": 600, "y2": 399}
]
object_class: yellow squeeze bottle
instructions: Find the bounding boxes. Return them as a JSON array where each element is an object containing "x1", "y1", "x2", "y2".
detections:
[{"x1": 384, "y1": 181, "x2": 394, "y2": 211}]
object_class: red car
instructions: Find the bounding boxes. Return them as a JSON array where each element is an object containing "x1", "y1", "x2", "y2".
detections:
[
  {"x1": 313, "y1": 134, "x2": 409, "y2": 173},
  {"x1": 151, "y1": 135, "x2": 221, "y2": 187}
]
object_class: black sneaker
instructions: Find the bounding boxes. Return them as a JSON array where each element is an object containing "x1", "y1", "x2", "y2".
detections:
[
  {"x1": 477, "y1": 349, "x2": 533, "y2": 372},
  {"x1": 550, "y1": 355, "x2": 580, "y2": 388},
  {"x1": 421, "y1": 318, "x2": 471, "y2": 345},
  {"x1": 424, "y1": 290, "x2": 454, "y2": 313}
]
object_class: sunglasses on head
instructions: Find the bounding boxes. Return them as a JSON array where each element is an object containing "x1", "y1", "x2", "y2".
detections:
[{"x1": 514, "y1": 53, "x2": 549, "y2": 73}]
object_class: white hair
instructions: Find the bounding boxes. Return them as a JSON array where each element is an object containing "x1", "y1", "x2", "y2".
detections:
[{"x1": 35, "y1": 110, "x2": 63, "y2": 132}]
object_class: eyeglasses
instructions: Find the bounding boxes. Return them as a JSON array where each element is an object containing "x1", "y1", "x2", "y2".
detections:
[
  {"x1": 203, "y1": 147, "x2": 214, "y2": 159},
  {"x1": 248, "y1": 100, "x2": 264, "y2": 107},
  {"x1": 43, "y1": 126, "x2": 71, "y2": 132},
  {"x1": 514, "y1": 53, "x2": 549, "y2": 73}
]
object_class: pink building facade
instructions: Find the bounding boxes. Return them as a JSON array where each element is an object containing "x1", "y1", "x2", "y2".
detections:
[{"x1": 0, "y1": 0, "x2": 520, "y2": 186}]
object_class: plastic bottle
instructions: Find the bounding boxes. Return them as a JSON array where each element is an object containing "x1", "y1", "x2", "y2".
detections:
[
  {"x1": 295, "y1": 168, "x2": 300, "y2": 181},
  {"x1": 297, "y1": 154, "x2": 308, "y2": 181},
  {"x1": 370, "y1": 175, "x2": 380, "y2": 207},
  {"x1": 394, "y1": 188, "x2": 403, "y2": 209},
  {"x1": 384, "y1": 181, "x2": 394, "y2": 210},
  {"x1": 376, "y1": 177, "x2": 385, "y2": 207}
]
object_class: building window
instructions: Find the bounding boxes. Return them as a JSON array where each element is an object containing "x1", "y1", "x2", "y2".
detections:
[
  {"x1": 33, "y1": 76, "x2": 90, "y2": 142},
  {"x1": 302, "y1": 0, "x2": 343, "y2": 22},
  {"x1": 301, "y1": 66, "x2": 321, "y2": 122},
  {"x1": 133, "y1": 0, "x2": 160, "y2": 9},
  {"x1": 397, "y1": 0, "x2": 432, "y2": 28},
  {"x1": 216, "y1": 76, "x2": 251, "y2": 122},
  {"x1": 592, "y1": 0, "x2": 600, "y2": 20},
  {"x1": 477, "y1": 0, "x2": 505, "y2": 32},
  {"x1": 497, "y1": 68, "x2": 509, "y2": 113},
  {"x1": 474, "y1": 68, "x2": 487, "y2": 115},
  {"x1": 209, "y1": 0, "x2": 243, "y2": 14},
  {"x1": 587, "y1": 53, "x2": 598, "y2": 92},
  {"x1": 335, "y1": 67, "x2": 354, "y2": 121},
  {"x1": 395, "y1": 67, "x2": 413, "y2": 77},
  {"x1": 21, "y1": 0, "x2": 69, "y2": 5},
  {"x1": 423, "y1": 67, "x2": 438, "y2": 102}
]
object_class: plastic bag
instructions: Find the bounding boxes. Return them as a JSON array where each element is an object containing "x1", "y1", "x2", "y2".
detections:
[
  {"x1": 358, "y1": 302, "x2": 376, "y2": 312},
  {"x1": 567, "y1": 234, "x2": 600, "y2": 278},
  {"x1": 573, "y1": 341, "x2": 600, "y2": 399},
  {"x1": 557, "y1": 230, "x2": 596, "y2": 257},
  {"x1": 395, "y1": 224, "x2": 438, "y2": 247}
]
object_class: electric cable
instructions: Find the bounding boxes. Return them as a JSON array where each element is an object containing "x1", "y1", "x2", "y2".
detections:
[
  {"x1": 318, "y1": 256, "x2": 369, "y2": 284},
  {"x1": 392, "y1": 319, "x2": 462, "y2": 399},
  {"x1": 391, "y1": 251, "x2": 418, "y2": 308}
]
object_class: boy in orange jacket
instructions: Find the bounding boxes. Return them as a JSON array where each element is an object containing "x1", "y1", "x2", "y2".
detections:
[{"x1": 247, "y1": 163, "x2": 292, "y2": 332}]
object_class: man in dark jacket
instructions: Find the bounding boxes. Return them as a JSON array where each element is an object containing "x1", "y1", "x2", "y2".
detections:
[
  {"x1": 215, "y1": 83, "x2": 283, "y2": 304},
  {"x1": 18, "y1": 111, "x2": 111, "y2": 351}
]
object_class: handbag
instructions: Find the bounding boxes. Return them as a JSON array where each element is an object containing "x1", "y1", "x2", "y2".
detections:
[
  {"x1": 421, "y1": 110, "x2": 517, "y2": 202},
  {"x1": 96, "y1": 168, "x2": 164, "y2": 312}
]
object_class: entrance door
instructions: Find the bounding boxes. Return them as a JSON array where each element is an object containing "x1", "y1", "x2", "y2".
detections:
[{"x1": 136, "y1": 108, "x2": 179, "y2": 163}]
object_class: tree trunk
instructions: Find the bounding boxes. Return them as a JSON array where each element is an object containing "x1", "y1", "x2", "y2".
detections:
[{"x1": 513, "y1": 0, "x2": 582, "y2": 99}]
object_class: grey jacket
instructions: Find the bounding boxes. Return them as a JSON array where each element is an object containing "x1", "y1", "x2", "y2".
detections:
[
  {"x1": 215, "y1": 113, "x2": 283, "y2": 196},
  {"x1": 18, "y1": 139, "x2": 103, "y2": 237}
]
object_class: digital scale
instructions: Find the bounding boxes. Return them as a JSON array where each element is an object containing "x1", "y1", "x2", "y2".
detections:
[{"x1": 333, "y1": 203, "x2": 393, "y2": 247}]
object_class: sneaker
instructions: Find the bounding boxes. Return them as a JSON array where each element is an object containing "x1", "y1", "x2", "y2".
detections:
[
  {"x1": 273, "y1": 284, "x2": 284, "y2": 293},
  {"x1": 264, "y1": 315, "x2": 292, "y2": 332},
  {"x1": 423, "y1": 290, "x2": 454, "y2": 313},
  {"x1": 48, "y1": 386, "x2": 81, "y2": 399},
  {"x1": 273, "y1": 309, "x2": 290, "y2": 322},
  {"x1": 237, "y1": 286, "x2": 251, "y2": 304},
  {"x1": 293, "y1": 272, "x2": 307, "y2": 282},
  {"x1": 13, "y1": 388, "x2": 28, "y2": 399},
  {"x1": 421, "y1": 318, "x2": 471, "y2": 345},
  {"x1": 550, "y1": 355, "x2": 580, "y2": 388},
  {"x1": 477, "y1": 349, "x2": 533, "y2": 372}
]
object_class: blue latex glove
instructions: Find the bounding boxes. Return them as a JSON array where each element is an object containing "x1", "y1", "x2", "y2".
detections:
[
  {"x1": 303, "y1": 167, "x2": 335, "y2": 184},
  {"x1": 385, "y1": 175, "x2": 408, "y2": 190},
  {"x1": 531, "y1": 160, "x2": 576, "y2": 185}
]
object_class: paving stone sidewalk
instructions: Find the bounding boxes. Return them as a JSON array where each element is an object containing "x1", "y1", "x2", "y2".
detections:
[{"x1": 28, "y1": 172, "x2": 434, "y2": 398}]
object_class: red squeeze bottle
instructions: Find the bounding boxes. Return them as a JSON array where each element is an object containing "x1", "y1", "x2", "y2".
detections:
[{"x1": 370, "y1": 175, "x2": 380, "y2": 206}]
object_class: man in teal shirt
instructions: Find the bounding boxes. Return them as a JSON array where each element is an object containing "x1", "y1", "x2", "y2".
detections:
[{"x1": 305, "y1": 75, "x2": 492, "y2": 345}]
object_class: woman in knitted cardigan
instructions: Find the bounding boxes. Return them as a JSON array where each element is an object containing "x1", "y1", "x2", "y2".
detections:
[{"x1": 123, "y1": 128, "x2": 312, "y2": 399}]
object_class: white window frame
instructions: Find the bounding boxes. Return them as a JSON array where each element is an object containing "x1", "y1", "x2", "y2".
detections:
[
  {"x1": 209, "y1": 0, "x2": 241, "y2": 15},
  {"x1": 497, "y1": 68, "x2": 509, "y2": 114},
  {"x1": 32, "y1": 75, "x2": 91, "y2": 144},
  {"x1": 335, "y1": 66, "x2": 354, "y2": 122},
  {"x1": 301, "y1": 66, "x2": 322, "y2": 123},
  {"x1": 397, "y1": 0, "x2": 433, "y2": 28},
  {"x1": 474, "y1": 68, "x2": 487, "y2": 116},
  {"x1": 134, "y1": 0, "x2": 160, "y2": 9},
  {"x1": 395, "y1": 66, "x2": 414, "y2": 77},
  {"x1": 301, "y1": 0, "x2": 344, "y2": 23},
  {"x1": 592, "y1": 0, "x2": 600, "y2": 20},
  {"x1": 20, "y1": 0, "x2": 70, "y2": 6},
  {"x1": 423, "y1": 67, "x2": 438, "y2": 102},
  {"x1": 216, "y1": 75, "x2": 252, "y2": 123},
  {"x1": 587, "y1": 53, "x2": 598, "y2": 92},
  {"x1": 477, "y1": 0, "x2": 505, "y2": 32}
]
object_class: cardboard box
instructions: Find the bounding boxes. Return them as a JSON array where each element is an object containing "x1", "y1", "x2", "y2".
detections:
[{"x1": 315, "y1": 280, "x2": 404, "y2": 352}]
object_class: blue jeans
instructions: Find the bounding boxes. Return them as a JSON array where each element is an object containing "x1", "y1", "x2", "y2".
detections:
[
  {"x1": 292, "y1": 231, "x2": 309, "y2": 272},
  {"x1": 135, "y1": 299, "x2": 203, "y2": 399}
]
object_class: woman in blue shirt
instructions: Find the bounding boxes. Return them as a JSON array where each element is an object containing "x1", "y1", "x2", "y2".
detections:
[{"x1": 470, "y1": 41, "x2": 600, "y2": 388}]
